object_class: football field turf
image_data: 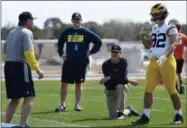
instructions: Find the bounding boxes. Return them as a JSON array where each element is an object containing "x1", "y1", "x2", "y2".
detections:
[{"x1": 1, "y1": 80, "x2": 186, "y2": 127}]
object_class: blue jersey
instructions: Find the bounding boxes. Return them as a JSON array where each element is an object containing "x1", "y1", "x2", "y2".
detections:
[{"x1": 57, "y1": 27, "x2": 102, "y2": 62}]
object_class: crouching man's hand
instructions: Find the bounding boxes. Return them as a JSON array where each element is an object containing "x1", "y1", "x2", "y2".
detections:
[
  {"x1": 100, "y1": 76, "x2": 111, "y2": 85},
  {"x1": 128, "y1": 80, "x2": 139, "y2": 87}
]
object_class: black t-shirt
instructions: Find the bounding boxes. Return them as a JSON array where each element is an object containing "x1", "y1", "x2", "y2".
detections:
[{"x1": 102, "y1": 58, "x2": 128, "y2": 90}]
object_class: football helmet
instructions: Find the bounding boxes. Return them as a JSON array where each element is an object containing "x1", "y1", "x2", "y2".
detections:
[
  {"x1": 150, "y1": 3, "x2": 169, "y2": 24},
  {"x1": 168, "y1": 19, "x2": 181, "y2": 31}
]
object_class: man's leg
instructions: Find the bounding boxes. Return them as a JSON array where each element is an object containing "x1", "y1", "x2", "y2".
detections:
[
  {"x1": 5, "y1": 99, "x2": 20, "y2": 123},
  {"x1": 20, "y1": 97, "x2": 34, "y2": 126},
  {"x1": 143, "y1": 61, "x2": 160, "y2": 118},
  {"x1": 132, "y1": 58, "x2": 160, "y2": 124},
  {"x1": 75, "y1": 83, "x2": 81, "y2": 105},
  {"x1": 178, "y1": 73, "x2": 184, "y2": 94},
  {"x1": 116, "y1": 84, "x2": 125, "y2": 111},
  {"x1": 105, "y1": 89, "x2": 118, "y2": 119},
  {"x1": 56, "y1": 59, "x2": 73, "y2": 112},
  {"x1": 74, "y1": 60, "x2": 88, "y2": 111},
  {"x1": 61, "y1": 82, "x2": 68, "y2": 105},
  {"x1": 55, "y1": 82, "x2": 68, "y2": 112},
  {"x1": 161, "y1": 56, "x2": 183, "y2": 123},
  {"x1": 176, "y1": 59, "x2": 184, "y2": 94},
  {"x1": 74, "y1": 82, "x2": 83, "y2": 111}
]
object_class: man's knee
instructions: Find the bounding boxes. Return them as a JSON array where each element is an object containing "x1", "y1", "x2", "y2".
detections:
[
  {"x1": 61, "y1": 82, "x2": 68, "y2": 89},
  {"x1": 10, "y1": 99, "x2": 20, "y2": 105},
  {"x1": 61, "y1": 82, "x2": 68, "y2": 86},
  {"x1": 167, "y1": 88, "x2": 178, "y2": 95},
  {"x1": 24, "y1": 97, "x2": 34, "y2": 105},
  {"x1": 165, "y1": 82, "x2": 178, "y2": 95},
  {"x1": 145, "y1": 84, "x2": 155, "y2": 93}
]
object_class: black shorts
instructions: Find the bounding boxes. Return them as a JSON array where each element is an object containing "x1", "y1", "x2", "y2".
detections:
[
  {"x1": 176, "y1": 59, "x2": 184, "y2": 74},
  {"x1": 61, "y1": 59, "x2": 88, "y2": 84},
  {"x1": 4, "y1": 61, "x2": 35, "y2": 99}
]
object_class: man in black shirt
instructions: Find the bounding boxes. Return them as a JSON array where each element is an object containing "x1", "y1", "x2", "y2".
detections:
[{"x1": 100, "y1": 44, "x2": 140, "y2": 119}]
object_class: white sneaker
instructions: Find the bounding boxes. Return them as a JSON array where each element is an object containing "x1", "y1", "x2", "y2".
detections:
[
  {"x1": 117, "y1": 111, "x2": 125, "y2": 119},
  {"x1": 55, "y1": 104, "x2": 66, "y2": 112},
  {"x1": 74, "y1": 104, "x2": 82, "y2": 111},
  {"x1": 117, "y1": 115, "x2": 125, "y2": 120}
]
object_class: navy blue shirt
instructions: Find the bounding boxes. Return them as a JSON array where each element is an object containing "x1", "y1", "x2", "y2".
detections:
[
  {"x1": 102, "y1": 58, "x2": 129, "y2": 90},
  {"x1": 57, "y1": 27, "x2": 102, "y2": 62}
]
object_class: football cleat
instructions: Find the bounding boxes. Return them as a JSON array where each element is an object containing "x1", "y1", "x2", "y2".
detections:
[
  {"x1": 132, "y1": 114, "x2": 150, "y2": 124},
  {"x1": 172, "y1": 114, "x2": 183, "y2": 124},
  {"x1": 74, "y1": 104, "x2": 82, "y2": 111},
  {"x1": 127, "y1": 105, "x2": 140, "y2": 117},
  {"x1": 117, "y1": 111, "x2": 125, "y2": 120},
  {"x1": 179, "y1": 86, "x2": 184, "y2": 94},
  {"x1": 55, "y1": 104, "x2": 66, "y2": 112}
]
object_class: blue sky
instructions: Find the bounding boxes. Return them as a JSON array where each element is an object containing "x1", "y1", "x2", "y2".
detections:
[{"x1": 2, "y1": 1, "x2": 186, "y2": 29}]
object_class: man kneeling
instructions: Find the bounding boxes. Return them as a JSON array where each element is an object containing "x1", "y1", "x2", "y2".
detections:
[{"x1": 100, "y1": 45, "x2": 140, "y2": 119}]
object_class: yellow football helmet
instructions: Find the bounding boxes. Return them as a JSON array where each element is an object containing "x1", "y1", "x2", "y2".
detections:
[{"x1": 150, "y1": 3, "x2": 169, "y2": 23}]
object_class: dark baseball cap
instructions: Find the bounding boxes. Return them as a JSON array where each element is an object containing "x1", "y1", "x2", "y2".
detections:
[
  {"x1": 168, "y1": 19, "x2": 180, "y2": 26},
  {"x1": 111, "y1": 45, "x2": 121, "y2": 52},
  {"x1": 72, "y1": 12, "x2": 82, "y2": 20},
  {"x1": 19, "y1": 11, "x2": 36, "y2": 21}
]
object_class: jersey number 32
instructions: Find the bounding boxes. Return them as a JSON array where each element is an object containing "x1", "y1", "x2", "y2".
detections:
[{"x1": 152, "y1": 33, "x2": 166, "y2": 48}]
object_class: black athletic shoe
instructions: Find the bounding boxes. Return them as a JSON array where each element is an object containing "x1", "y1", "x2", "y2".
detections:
[
  {"x1": 172, "y1": 114, "x2": 183, "y2": 124},
  {"x1": 127, "y1": 105, "x2": 140, "y2": 117},
  {"x1": 132, "y1": 114, "x2": 150, "y2": 124},
  {"x1": 117, "y1": 111, "x2": 125, "y2": 119},
  {"x1": 179, "y1": 86, "x2": 184, "y2": 94}
]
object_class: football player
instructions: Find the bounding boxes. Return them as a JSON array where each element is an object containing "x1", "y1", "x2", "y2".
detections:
[
  {"x1": 168, "y1": 19, "x2": 187, "y2": 94},
  {"x1": 132, "y1": 3, "x2": 183, "y2": 124}
]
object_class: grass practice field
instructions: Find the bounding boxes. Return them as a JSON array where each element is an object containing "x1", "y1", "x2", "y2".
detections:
[{"x1": 1, "y1": 80, "x2": 186, "y2": 127}]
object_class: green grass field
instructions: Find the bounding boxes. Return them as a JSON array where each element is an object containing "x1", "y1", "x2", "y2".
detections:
[{"x1": 1, "y1": 80, "x2": 186, "y2": 127}]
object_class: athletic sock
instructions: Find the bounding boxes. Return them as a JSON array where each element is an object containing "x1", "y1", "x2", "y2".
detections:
[
  {"x1": 175, "y1": 109, "x2": 182, "y2": 116},
  {"x1": 143, "y1": 108, "x2": 150, "y2": 118}
]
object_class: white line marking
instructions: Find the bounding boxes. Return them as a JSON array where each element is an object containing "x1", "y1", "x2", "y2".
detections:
[{"x1": 1, "y1": 112, "x2": 89, "y2": 127}]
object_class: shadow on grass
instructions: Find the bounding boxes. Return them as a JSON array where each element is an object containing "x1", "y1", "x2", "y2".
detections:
[
  {"x1": 73, "y1": 117, "x2": 110, "y2": 122},
  {"x1": 152, "y1": 123, "x2": 186, "y2": 127},
  {"x1": 31, "y1": 110, "x2": 74, "y2": 115},
  {"x1": 73, "y1": 118, "x2": 147, "y2": 128}
]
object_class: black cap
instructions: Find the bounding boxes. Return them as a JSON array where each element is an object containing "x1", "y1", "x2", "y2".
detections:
[
  {"x1": 111, "y1": 45, "x2": 121, "y2": 52},
  {"x1": 19, "y1": 11, "x2": 36, "y2": 22},
  {"x1": 72, "y1": 12, "x2": 82, "y2": 20}
]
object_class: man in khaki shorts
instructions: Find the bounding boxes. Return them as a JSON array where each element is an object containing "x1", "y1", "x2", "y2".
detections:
[{"x1": 100, "y1": 44, "x2": 140, "y2": 119}]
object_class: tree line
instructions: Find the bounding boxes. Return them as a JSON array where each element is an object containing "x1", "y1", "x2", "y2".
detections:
[{"x1": 1, "y1": 17, "x2": 187, "y2": 41}]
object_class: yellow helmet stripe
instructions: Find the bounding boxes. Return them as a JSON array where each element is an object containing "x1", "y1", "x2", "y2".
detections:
[{"x1": 151, "y1": 8, "x2": 161, "y2": 14}]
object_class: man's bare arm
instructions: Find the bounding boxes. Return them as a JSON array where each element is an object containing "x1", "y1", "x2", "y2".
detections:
[{"x1": 165, "y1": 34, "x2": 178, "y2": 57}]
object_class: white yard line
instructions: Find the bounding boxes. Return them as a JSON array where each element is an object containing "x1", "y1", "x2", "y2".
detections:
[{"x1": 1, "y1": 112, "x2": 89, "y2": 127}]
